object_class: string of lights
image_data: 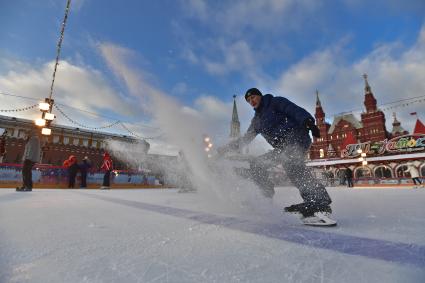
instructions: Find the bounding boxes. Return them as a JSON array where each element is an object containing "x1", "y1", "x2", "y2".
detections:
[
  {"x1": 119, "y1": 122, "x2": 164, "y2": 140},
  {"x1": 0, "y1": 92, "x2": 41, "y2": 101},
  {"x1": 54, "y1": 103, "x2": 121, "y2": 130},
  {"x1": 56, "y1": 102, "x2": 159, "y2": 130},
  {"x1": 380, "y1": 96, "x2": 425, "y2": 112},
  {"x1": 331, "y1": 94, "x2": 425, "y2": 117},
  {"x1": 0, "y1": 104, "x2": 38, "y2": 112},
  {"x1": 54, "y1": 103, "x2": 163, "y2": 139}
]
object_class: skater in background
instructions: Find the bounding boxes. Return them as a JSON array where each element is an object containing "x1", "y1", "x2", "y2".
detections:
[
  {"x1": 17, "y1": 128, "x2": 41, "y2": 192},
  {"x1": 0, "y1": 130, "x2": 7, "y2": 163},
  {"x1": 405, "y1": 162, "x2": 423, "y2": 188},
  {"x1": 345, "y1": 167, "x2": 354, "y2": 188},
  {"x1": 217, "y1": 88, "x2": 336, "y2": 226},
  {"x1": 63, "y1": 155, "x2": 79, "y2": 188},
  {"x1": 79, "y1": 156, "x2": 91, "y2": 188},
  {"x1": 100, "y1": 152, "x2": 113, "y2": 189}
]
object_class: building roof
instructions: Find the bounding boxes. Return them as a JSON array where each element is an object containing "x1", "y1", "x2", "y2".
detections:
[
  {"x1": 413, "y1": 118, "x2": 425, "y2": 134},
  {"x1": 391, "y1": 112, "x2": 407, "y2": 135},
  {"x1": 0, "y1": 114, "x2": 146, "y2": 145},
  {"x1": 341, "y1": 131, "x2": 357, "y2": 150},
  {"x1": 328, "y1": 113, "x2": 363, "y2": 134}
]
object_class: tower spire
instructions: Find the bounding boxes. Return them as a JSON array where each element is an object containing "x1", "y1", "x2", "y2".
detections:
[
  {"x1": 362, "y1": 73, "x2": 377, "y2": 113},
  {"x1": 316, "y1": 89, "x2": 321, "y2": 107},
  {"x1": 314, "y1": 90, "x2": 325, "y2": 125},
  {"x1": 363, "y1": 73, "x2": 372, "y2": 94},
  {"x1": 230, "y1": 95, "x2": 241, "y2": 140}
]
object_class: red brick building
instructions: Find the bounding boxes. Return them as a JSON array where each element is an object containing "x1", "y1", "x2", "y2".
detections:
[
  {"x1": 0, "y1": 115, "x2": 150, "y2": 170},
  {"x1": 307, "y1": 74, "x2": 425, "y2": 184}
]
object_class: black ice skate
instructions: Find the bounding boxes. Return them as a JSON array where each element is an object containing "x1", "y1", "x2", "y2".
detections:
[
  {"x1": 16, "y1": 186, "x2": 32, "y2": 192},
  {"x1": 284, "y1": 202, "x2": 337, "y2": 227}
]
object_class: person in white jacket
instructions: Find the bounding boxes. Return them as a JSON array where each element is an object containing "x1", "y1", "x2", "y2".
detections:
[{"x1": 405, "y1": 162, "x2": 423, "y2": 188}]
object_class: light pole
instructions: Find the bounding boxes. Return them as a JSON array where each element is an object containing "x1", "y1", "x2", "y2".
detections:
[
  {"x1": 35, "y1": 0, "x2": 71, "y2": 136},
  {"x1": 35, "y1": 98, "x2": 55, "y2": 136}
]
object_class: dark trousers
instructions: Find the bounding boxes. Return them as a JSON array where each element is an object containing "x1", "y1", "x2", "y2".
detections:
[
  {"x1": 80, "y1": 171, "x2": 87, "y2": 188},
  {"x1": 347, "y1": 178, "x2": 354, "y2": 187},
  {"x1": 246, "y1": 145, "x2": 332, "y2": 205},
  {"x1": 68, "y1": 172, "x2": 77, "y2": 188},
  {"x1": 412, "y1": 177, "x2": 422, "y2": 185},
  {"x1": 22, "y1": 159, "x2": 35, "y2": 189},
  {"x1": 103, "y1": 170, "x2": 111, "y2": 187}
]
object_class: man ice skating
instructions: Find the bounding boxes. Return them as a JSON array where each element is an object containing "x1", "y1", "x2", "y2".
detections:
[
  {"x1": 17, "y1": 128, "x2": 41, "y2": 192},
  {"x1": 79, "y1": 156, "x2": 91, "y2": 188},
  {"x1": 218, "y1": 88, "x2": 336, "y2": 226},
  {"x1": 100, "y1": 152, "x2": 113, "y2": 189},
  {"x1": 345, "y1": 167, "x2": 354, "y2": 188}
]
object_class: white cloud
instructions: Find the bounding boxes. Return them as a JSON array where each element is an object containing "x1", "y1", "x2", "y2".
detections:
[
  {"x1": 273, "y1": 25, "x2": 425, "y2": 134},
  {"x1": 171, "y1": 82, "x2": 189, "y2": 96},
  {"x1": 0, "y1": 56, "x2": 161, "y2": 142},
  {"x1": 95, "y1": 44, "x2": 272, "y2": 155},
  {"x1": 182, "y1": 0, "x2": 319, "y2": 34},
  {"x1": 203, "y1": 40, "x2": 256, "y2": 75},
  {"x1": 177, "y1": 0, "x2": 322, "y2": 85},
  {"x1": 0, "y1": 59, "x2": 136, "y2": 113}
]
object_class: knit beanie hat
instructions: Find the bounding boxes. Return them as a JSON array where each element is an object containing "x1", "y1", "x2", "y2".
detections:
[{"x1": 245, "y1": 88, "x2": 262, "y2": 101}]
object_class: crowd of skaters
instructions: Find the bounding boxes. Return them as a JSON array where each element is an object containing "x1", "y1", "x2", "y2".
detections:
[
  {"x1": 62, "y1": 152, "x2": 113, "y2": 189},
  {"x1": 12, "y1": 127, "x2": 115, "y2": 192}
]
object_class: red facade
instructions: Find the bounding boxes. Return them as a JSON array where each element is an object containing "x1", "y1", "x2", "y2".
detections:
[{"x1": 310, "y1": 75, "x2": 402, "y2": 160}]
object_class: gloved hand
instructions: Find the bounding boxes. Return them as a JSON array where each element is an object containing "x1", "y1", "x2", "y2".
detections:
[{"x1": 304, "y1": 118, "x2": 320, "y2": 138}]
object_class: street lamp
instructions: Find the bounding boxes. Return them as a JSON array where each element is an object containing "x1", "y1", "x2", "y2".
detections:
[
  {"x1": 357, "y1": 149, "x2": 368, "y2": 166},
  {"x1": 35, "y1": 98, "x2": 55, "y2": 135},
  {"x1": 203, "y1": 135, "x2": 213, "y2": 157},
  {"x1": 35, "y1": 118, "x2": 46, "y2": 127}
]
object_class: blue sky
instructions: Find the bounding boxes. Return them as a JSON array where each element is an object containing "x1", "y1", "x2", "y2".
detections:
[{"x1": 1, "y1": 0, "x2": 425, "y2": 154}]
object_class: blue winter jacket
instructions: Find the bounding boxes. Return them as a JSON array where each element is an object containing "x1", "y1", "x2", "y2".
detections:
[{"x1": 240, "y1": 94, "x2": 313, "y2": 149}]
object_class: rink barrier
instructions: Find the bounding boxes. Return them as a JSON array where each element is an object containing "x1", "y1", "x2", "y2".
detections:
[
  {"x1": 321, "y1": 177, "x2": 424, "y2": 187},
  {"x1": 0, "y1": 162, "x2": 163, "y2": 188}
]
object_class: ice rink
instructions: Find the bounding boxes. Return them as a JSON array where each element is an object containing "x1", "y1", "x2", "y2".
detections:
[{"x1": 1, "y1": 186, "x2": 424, "y2": 283}]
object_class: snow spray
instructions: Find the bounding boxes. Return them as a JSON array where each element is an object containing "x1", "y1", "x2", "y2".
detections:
[{"x1": 100, "y1": 44, "x2": 279, "y2": 218}]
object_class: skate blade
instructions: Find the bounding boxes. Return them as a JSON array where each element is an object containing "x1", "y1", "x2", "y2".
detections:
[{"x1": 302, "y1": 212, "x2": 337, "y2": 227}]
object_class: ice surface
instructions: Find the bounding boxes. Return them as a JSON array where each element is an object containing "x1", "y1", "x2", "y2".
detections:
[{"x1": 0, "y1": 186, "x2": 424, "y2": 283}]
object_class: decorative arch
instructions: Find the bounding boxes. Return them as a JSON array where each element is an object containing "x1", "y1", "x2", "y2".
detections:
[
  {"x1": 374, "y1": 165, "x2": 393, "y2": 178},
  {"x1": 395, "y1": 163, "x2": 409, "y2": 178},
  {"x1": 354, "y1": 166, "x2": 372, "y2": 179},
  {"x1": 420, "y1": 164, "x2": 425, "y2": 177}
]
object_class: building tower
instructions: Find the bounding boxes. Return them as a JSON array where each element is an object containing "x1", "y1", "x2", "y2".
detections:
[
  {"x1": 310, "y1": 90, "x2": 331, "y2": 159},
  {"x1": 230, "y1": 95, "x2": 241, "y2": 141},
  {"x1": 360, "y1": 74, "x2": 388, "y2": 142},
  {"x1": 315, "y1": 90, "x2": 325, "y2": 125},
  {"x1": 391, "y1": 112, "x2": 408, "y2": 137}
]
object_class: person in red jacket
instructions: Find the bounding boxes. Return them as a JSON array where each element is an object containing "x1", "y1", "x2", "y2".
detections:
[
  {"x1": 63, "y1": 155, "x2": 79, "y2": 188},
  {"x1": 100, "y1": 152, "x2": 113, "y2": 189}
]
